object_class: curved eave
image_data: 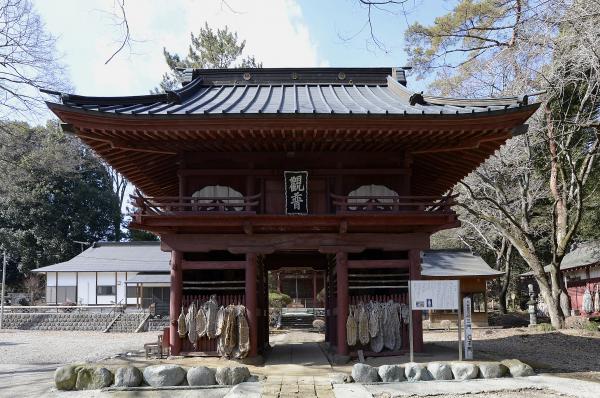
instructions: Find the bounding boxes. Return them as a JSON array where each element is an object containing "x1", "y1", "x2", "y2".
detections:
[{"x1": 46, "y1": 101, "x2": 540, "y2": 123}]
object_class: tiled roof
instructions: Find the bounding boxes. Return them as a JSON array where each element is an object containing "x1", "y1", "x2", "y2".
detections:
[
  {"x1": 421, "y1": 249, "x2": 502, "y2": 278},
  {"x1": 44, "y1": 67, "x2": 530, "y2": 117},
  {"x1": 32, "y1": 242, "x2": 170, "y2": 273},
  {"x1": 521, "y1": 241, "x2": 600, "y2": 276}
]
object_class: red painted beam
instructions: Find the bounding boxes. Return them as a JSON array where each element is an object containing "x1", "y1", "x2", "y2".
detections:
[
  {"x1": 169, "y1": 251, "x2": 183, "y2": 355},
  {"x1": 245, "y1": 253, "x2": 258, "y2": 357},
  {"x1": 181, "y1": 260, "x2": 246, "y2": 270},
  {"x1": 336, "y1": 252, "x2": 349, "y2": 356}
]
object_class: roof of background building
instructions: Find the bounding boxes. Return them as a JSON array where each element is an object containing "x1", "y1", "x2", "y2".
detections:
[
  {"x1": 44, "y1": 67, "x2": 533, "y2": 117},
  {"x1": 33, "y1": 242, "x2": 501, "y2": 279},
  {"x1": 421, "y1": 249, "x2": 503, "y2": 278},
  {"x1": 521, "y1": 241, "x2": 600, "y2": 276},
  {"x1": 32, "y1": 241, "x2": 169, "y2": 273}
]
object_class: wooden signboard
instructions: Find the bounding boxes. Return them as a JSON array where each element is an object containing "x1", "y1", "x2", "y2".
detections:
[{"x1": 284, "y1": 171, "x2": 308, "y2": 215}]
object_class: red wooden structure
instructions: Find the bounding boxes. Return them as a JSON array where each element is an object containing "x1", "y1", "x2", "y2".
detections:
[{"x1": 45, "y1": 67, "x2": 539, "y2": 359}]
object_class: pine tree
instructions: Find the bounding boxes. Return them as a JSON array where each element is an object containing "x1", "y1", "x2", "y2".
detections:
[{"x1": 156, "y1": 23, "x2": 261, "y2": 92}]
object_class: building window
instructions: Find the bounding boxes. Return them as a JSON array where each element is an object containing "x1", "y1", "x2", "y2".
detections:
[
  {"x1": 97, "y1": 285, "x2": 116, "y2": 296},
  {"x1": 126, "y1": 286, "x2": 137, "y2": 298},
  {"x1": 47, "y1": 286, "x2": 76, "y2": 304},
  {"x1": 46, "y1": 286, "x2": 56, "y2": 303}
]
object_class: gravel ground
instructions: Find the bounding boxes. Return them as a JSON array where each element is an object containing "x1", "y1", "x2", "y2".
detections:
[
  {"x1": 412, "y1": 390, "x2": 567, "y2": 398},
  {"x1": 424, "y1": 327, "x2": 600, "y2": 373},
  {"x1": 0, "y1": 329, "x2": 158, "y2": 365}
]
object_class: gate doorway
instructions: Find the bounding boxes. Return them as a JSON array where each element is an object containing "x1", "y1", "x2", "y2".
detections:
[{"x1": 262, "y1": 251, "x2": 329, "y2": 363}]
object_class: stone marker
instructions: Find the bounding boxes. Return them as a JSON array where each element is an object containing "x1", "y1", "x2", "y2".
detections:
[
  {"x1": 378, "y1": 365, "x2": 405, "y2": 382},
  {"x1": 143, "y1": 364, "x2": 186, "y2": 387},
  {"x1": 114, "y1": 366, "x2": 143, "y2": 387},
  {"x1": 54, "y1": 365, "x2": 78, "y2": 390},
  {"x1": 427, "y1": 362, "x2": 453, "y2": 380},
  {"x1": 351, "y1": 363, "x2": 380, "y2": 383},
  {"x1": 75, "y1": 367, "x2": 114, "y2": 390},
  {"x1": 478, "y1": 362, "x2": 508, "y2": 379},
  {"x1": 215, "y1": 366, "x2": 251, "y2": 385},
  {"x1": 187, "y1": 366, "x2": 216, "y2": 386},
  {"x1": 404, "y1": 362, "x2": 432, "y2": 382},
  {"x1": 501, "y1": 359, "x2": 535, "y2": 377},
  {"x1": 450, "y1": 362, "x2": 479, "y2": 380}
]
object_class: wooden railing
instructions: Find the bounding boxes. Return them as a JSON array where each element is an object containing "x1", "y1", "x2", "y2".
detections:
[
  {"x1": 330, "y1": 193, "x2": 456, "y2": 213},
  {"x1": 131, "y1": 192, "x2": 455, "y2": 216},
  {"x1": 131, "y1": 193, "x2": 261, "y2": 215}
]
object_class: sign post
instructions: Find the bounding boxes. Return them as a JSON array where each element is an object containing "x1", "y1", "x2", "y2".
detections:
[
  {"x1": 409, "y1": 280, "x2": 461, "y2": 361},
  {"x1": 463, "y1": 296, "x2": 473, "y2": 360}
]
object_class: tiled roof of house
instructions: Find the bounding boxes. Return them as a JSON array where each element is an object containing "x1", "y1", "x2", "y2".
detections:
[{"x1": 32, "y1": 241, "x2": 169, "y2": 273}]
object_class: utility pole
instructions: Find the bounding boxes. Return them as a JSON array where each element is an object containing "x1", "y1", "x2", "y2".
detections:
[{"x1": 1, "y1": 250, "x2": 6, "y2": 330}]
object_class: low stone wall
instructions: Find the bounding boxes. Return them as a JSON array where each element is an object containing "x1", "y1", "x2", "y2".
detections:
[
  {"x1": 54, "y1": 364, "x2": 255, "y2": 391},
  {"x1": 2, "y1": 313, "x2": 114, "y2": 331},
  {"x1": 350, "y1": 359, "x2": 535, "y2": 383}
]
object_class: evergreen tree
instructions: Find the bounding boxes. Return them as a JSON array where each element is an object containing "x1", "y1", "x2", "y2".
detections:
[
  {"x1": 156, "y1": 23, "x2": 261, "y2": 92},
  {"x1": 0, "y1": 122, "x2": 120, "y2": 275}
]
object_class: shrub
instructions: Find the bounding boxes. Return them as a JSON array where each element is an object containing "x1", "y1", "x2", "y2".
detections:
[
  {"x1": 312, "y1": 319, "x2": 325, "y2": 332},
  {"x1": 268, "y1": 291, "x2": 292, "y2": 308},
  {"x1": 536, "y1": 323, "x2": 555, "y2": 332}
]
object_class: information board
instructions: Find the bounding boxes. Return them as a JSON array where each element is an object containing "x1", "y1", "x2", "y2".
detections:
[
  {"x1": 284, "y1": 171, "x2": 308, "y2": 215},
  {"x1": 409, "y1": 280, "x2": 459, "y2": 310}
]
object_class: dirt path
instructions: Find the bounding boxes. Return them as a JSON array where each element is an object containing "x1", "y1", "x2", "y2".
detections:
[{"x1": 424, "y1": 328, "x2": 600, "y2": 374}]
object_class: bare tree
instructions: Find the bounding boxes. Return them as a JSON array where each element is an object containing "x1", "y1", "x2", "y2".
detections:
[
  {"x1": 0, "y1": 0, "x2": 68, "y2": 118},
  {"x1": 105, "y1": 164, "x2": 129, "y2": 241},
  {"x1": 396, "y1": 0, "x2": 600, "y2": 328}
]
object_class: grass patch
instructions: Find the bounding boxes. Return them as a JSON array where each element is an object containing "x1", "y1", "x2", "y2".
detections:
[
  {"x1": 536, "y1": 323, "x2": 555, "y2": 332},
  {"x1": 583, "y1": 320, "x2": 600, "y2": 332}
]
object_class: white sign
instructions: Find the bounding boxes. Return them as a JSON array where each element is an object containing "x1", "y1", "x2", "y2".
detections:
[
  {"x1": 409, "y1": 280, "x2": 459, "y2": 310},
  {"x1": 463, "y1": 297, "x2": 473, "y2": 360}
]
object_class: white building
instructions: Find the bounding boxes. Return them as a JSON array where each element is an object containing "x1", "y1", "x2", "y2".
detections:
[{"x1": 33, "y1": 242, "x2": 170, "y2": 307}]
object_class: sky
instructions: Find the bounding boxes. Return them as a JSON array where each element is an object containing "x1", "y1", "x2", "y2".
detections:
[
  {"x1": 29, "y1": 0, "x2": 451, "y2": 214},
  {"x1": 31, "y1": 0, "x2": 449, "y2": 103}
]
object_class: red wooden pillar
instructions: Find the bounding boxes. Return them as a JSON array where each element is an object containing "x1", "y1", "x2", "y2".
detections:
[
  {"x1": 409, "y1": 249, "x2": 423, "y2": 352},
  {"x1": 246, "y1": 253, "x2": 258, "y2": 357},
  {"x1": 312, "y1": 270, "x2": 317, "y2": 308},
  {"x1": 336, "y1": 252, "x2": 348, "y2": 355},
  {"x1": 169, "y1": 250, "x2": 183, "y2": 355}
]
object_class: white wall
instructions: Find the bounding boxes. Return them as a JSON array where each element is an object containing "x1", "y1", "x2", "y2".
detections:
[
  {"x1": 77, "y1": 273, "x2": 96, "y2": 305},
  {"x1": 43, "y1": 271, "x2": 163, "y2": 306},
  {"x1": 590, "y1": 266, "x2": 600, "y2": 278},
  {"x1": 47, "y1": 272, "x2": 56, "y2": 287},
  {"x1": 57, "y1": 272, "x2": 77, "y2": 286}
]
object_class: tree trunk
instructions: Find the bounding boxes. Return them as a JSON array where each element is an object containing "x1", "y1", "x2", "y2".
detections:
[
  {"x1": 534, "y1": 272, "x2": 565, "y2": 329},
  {"x1": 510, "y1": 238, "x2": 565, "y2": 328},
  {"x1": 498, "y1": 245, "x2": 512, "y2": 314}
]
